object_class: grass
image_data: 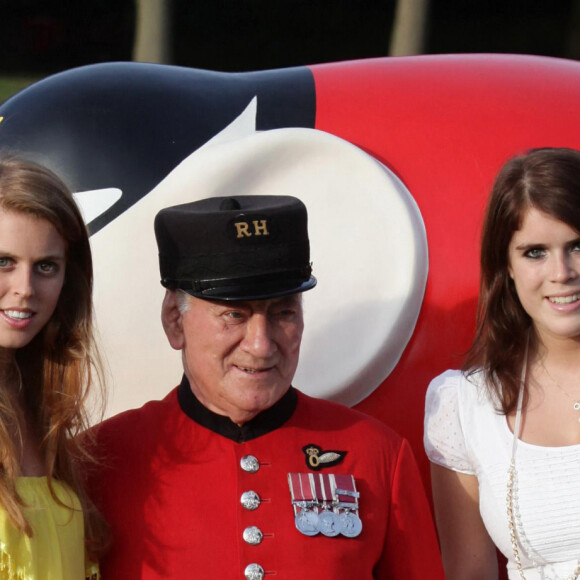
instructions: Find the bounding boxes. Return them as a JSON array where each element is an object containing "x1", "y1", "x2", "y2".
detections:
[{"x1": 0, "y1": 76, "x2": 42, "y2": 105}]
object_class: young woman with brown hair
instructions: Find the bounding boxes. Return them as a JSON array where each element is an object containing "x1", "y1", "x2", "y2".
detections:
[{"x1": 425, "y1": 148, "x2": 580, "y2": 579}]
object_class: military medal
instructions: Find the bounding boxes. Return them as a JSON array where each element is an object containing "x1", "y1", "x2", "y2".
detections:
[
  {"x1": 333, "y1": 474, "x2": 363, "y2": 538},
  {"x1": 338, "y1": 511, "x2": 363, "y2": 538},
  {"x1": 295, "y1": 509, "x2": 319, "y2": 536},
  {"x1": 317, "y1": 509, "x2": 341, "y2": 537},
  {"x1": 315, "y1": 473, "x2": 341, "y2": 536},
  {"x1": 288, "y1": 473, "x2": 320, "y2": 536},
  {"x1": 288, "y1": 472, "x2": 363, "y2": 538}
]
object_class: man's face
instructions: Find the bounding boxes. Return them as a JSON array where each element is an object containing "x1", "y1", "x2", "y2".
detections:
[{"x1": 166, "y1": 292, "x2": 304, "y2": 425}]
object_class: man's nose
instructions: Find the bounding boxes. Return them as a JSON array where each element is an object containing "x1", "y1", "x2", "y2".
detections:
[{"x1": 241, "y1": 314, "x2": 277, "y2": 358}]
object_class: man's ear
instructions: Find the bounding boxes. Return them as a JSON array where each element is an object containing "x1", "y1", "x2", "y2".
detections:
[{"x1": 161, "y1": 290, "x2": 185, "y2": 350}]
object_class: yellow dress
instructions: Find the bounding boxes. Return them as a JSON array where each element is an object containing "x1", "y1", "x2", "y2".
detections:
[{"x1": 0, "y1": 477, "x2": 99, "y2": 580}]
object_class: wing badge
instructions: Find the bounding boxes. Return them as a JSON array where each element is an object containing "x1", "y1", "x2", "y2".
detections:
[{"x1": 302, "y1": 444, "x2": 347, "y2": 471}]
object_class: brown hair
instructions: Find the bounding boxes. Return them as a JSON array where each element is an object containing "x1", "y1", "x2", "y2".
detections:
[
  {"x1": 0, "y1": 155, "x2": 108, "y2": 557},
  {"x1": 464, "y1": 147, "x2": 580, "y2": 414}
]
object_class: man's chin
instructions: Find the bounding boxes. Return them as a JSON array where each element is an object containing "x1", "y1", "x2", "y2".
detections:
[{"x1": 229, "y1": 387, "x2": 289, "y2": 420}]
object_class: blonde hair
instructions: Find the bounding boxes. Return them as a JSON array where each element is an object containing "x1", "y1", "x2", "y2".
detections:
[{"x1": 0, "y1": 155, "x2": 108, "y2": 558}]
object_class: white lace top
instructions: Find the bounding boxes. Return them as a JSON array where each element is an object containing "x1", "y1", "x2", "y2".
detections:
[{"x1": 424, "y1": 369, "x2": 580, "y2": 580}]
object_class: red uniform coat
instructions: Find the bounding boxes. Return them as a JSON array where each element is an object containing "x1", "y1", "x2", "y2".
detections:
[{"x1": 89, "y1": 378, "x2": 443, "y2": 579}]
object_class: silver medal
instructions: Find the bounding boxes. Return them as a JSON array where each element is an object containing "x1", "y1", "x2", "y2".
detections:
[
  {"x1": 317, "y1": 509, "x2": 341, "y2": 537},
  {"x1": 295, "y1": 509, "x2": 319, "y2": 536},
  {"x1": 339, "y1": 511, "x2": 363, "y2": 538}
]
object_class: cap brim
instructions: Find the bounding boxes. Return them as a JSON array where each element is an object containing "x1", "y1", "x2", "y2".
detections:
[{"x1": 183, "y1": 276, "x2": 317, "y2": 301}]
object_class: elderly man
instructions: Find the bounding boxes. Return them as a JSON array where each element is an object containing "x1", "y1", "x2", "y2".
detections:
[{"x1": 89, "y1": 195, "x2": 444, "y2": 579}]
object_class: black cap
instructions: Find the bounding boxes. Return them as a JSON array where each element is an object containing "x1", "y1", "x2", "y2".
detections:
[{"x1": 154, "y1": 195, "x2": 317, "y2": 301}]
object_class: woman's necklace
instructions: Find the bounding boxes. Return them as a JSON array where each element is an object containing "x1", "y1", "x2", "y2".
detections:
[
  {"x1": 539, "y1": 358, "x2": 580, "y2": 419},
  {"x1": 506, "y1": 342, "x2": 580, "y2": 580}
]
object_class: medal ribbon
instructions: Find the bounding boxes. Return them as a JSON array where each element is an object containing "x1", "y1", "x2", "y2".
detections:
[
  {"x1": 333, "y1": 474, "x2": 359, "y2": 506},
  {"x1": 288, "y1": 473, "x2": 317, "y2": 505}
]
